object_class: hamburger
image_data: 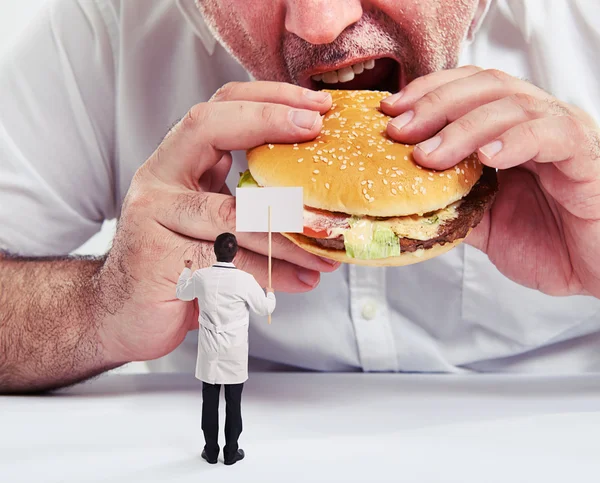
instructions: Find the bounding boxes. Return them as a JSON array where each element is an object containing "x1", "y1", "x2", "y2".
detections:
[{"x1": 239, "y1": 90, "x2": 498, "y2": 266}]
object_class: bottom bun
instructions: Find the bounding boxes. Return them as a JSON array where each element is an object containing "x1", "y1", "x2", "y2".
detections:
[{"x1": 282, "y1": 232, "x2": 470, "y2": 267}]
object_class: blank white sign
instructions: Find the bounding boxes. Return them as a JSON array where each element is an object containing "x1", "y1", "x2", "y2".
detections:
[{"x1": 236, "y1": 187, "x2": 304, "y2": 233}]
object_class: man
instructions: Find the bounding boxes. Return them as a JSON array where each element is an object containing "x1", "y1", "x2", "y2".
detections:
[
  {"x1": 1, "y1": 0, "x2": 600, "y2": 394},
  {"x1": 176, "y1": 233, "x2": 276, "y2": 465}
]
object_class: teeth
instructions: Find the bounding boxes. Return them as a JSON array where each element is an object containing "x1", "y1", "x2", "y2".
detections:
[
  {"x1": 352, "y1": 62, "x2": 364, "y2": 74},
  {"x1": 322, "y1": 70, "x2": 339, "y2": 83},
  {"x1": 312, "y1": 59, "x2": 376, "y2": 84},
  {"x1": 337, "y1": 66, "x2": 355, "y2": 83}
]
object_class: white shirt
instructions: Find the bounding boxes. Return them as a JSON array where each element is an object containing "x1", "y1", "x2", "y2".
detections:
[
  {"x1": 176, "y1": 262, "x2": 276, "y2": 384},
  {"x1": 1, "y1": 0, "x2": 600, "y2": 374}
]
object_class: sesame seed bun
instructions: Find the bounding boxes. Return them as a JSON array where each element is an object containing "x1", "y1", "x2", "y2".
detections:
[
  {"x1": 282, "y1": 231, "x2": 469, "y2": 266},
  {"x1": 247, "y1": 89, "x2": 483, "y2": 217}
]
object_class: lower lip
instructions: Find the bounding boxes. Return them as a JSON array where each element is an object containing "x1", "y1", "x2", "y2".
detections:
[{"x1": 310, "y1": 58, "x2": 402, "y2": 93}]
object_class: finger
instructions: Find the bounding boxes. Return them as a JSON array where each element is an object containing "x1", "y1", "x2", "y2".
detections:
[
  {"x1": 148, "y1": 101, "x2": 324, "y2": 186},
  {"x1": 385, "y1": 69, "x2": 550, "y2": 145},
  {"x1": 199, "y1": 153, "x2": 233, "y2": 192},
  {"x1": 477, "y1": 115, "x2": 600, "y2": 182},
  {"x1": 234, "y1": 246, "x2": 321, "y2": 292},
  {"x1": 410, "y1": 94, "x2": 551, "y2": 170},
  {"x1": 172, "y1": 237, "x2": 321, "y2": 293},
  {"x1": 380, "y1": 65, "x2": 483, "y2": 113},
  {"x1": 210, "y1": 81, "x2": 332, "y2": 114},
  {"x1": 157, "y1": 190, "x2": 341, "y2": 273}
]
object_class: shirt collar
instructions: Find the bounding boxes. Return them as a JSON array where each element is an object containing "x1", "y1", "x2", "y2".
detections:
[
  {"x1": 175, "y1": 0, "x2": 217, "y2": 55},
  {"x1": 213, "y1": 261, "x2": 236, "y2": 268}
]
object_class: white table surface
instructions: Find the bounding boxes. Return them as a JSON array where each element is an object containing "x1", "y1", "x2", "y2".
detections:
[{"x1": 1, "y1": 372, "x2": 600, "y2": 482}]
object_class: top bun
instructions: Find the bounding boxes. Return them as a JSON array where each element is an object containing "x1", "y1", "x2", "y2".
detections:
[{"x1": 247, "y1": 90, "x2": 483, "y2": 217}]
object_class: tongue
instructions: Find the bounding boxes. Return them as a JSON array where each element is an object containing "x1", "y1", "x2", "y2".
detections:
[{"x1": 315, "y1": 58, "x2": 398, "y2": 92}]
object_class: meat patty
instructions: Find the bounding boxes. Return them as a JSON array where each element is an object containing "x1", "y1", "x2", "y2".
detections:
[{"x1": 310, "y1": 167, "x2": 498, "y2": 253}]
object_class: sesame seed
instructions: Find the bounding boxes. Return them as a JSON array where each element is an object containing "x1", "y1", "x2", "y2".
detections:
[
  {"x1": 325, "y1": 183, "x2": 330, "y2": 189},
  {"x1": 293, "y1": 147, "x2": 299, "y2": 150},
  {"x1": 313, "y1": 169, "x2": 320, "y2": 174},
  {"x1": 298, "y1": 158, "x2": 304, "y2": 163},
  {"x1": 386, "y1": 155, "x2": 392, "y2": 160},
  {"x1": 364, "y1": 193, "x2": 370, "y2": 200},
  {"x1": 268, "y1": 144, "x2": 274, "y2": 149},
  {"x1": 404, "y1": 156, "x2": 408, "y2": 161},
  {"x1": 383, "y1": 179, "x2": 388, "y2": 185},
  {"x1": 311, "y1": 177, "x2": 316, "y2": 182},
  {"x1": 358, "y1": 167, "x2": 365, "y2": 171},
  {"x1": 340, "y1": 165, "x2": 347, "y2": 170},
  {"x1": 443, "y1": 186, "x2": 448, "y2": 192},
  {"x1": 361, "y1": 180, "x2": 367, "y2": 185},
  {"x1": 391, "y1": 189, "x2": 397, "y2": 195},
  {"x1": 328, "y1": 161, "x2": 333, "y2": 166}
]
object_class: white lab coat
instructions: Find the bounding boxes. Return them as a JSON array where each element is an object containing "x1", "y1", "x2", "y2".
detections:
[
  {"x1": 176, "y1": 263, "x2": 276, "y2": 384},
  {"x1": 1, "y1": 0, "x2": 600, "y2": 374}
]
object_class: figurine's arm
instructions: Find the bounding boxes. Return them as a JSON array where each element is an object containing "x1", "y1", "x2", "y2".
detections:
[
  {"x1": 175, "y1": 267, "x2": 196, "y2": 301},
  {"x1": 245, "y1": 276, "x2": 276, "y2": 316}
]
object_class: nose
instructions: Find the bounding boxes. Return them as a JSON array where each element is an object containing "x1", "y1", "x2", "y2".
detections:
[{"x1": 284, "y1": 0, "x2": 363, "y2": 45}]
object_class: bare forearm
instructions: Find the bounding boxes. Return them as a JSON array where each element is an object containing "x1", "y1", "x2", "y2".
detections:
[{"x1": 0, "y1": 253, "x2": 122, "y2": 394}]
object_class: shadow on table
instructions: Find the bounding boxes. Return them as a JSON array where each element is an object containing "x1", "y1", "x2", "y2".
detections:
[{"x1": 56, "y1": 370, "x2": 600, "y2": 402}]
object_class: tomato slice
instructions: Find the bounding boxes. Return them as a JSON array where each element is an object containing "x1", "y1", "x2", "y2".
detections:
[{"x1": 303, "y1": 227, "x2": 330, "y2": 238}]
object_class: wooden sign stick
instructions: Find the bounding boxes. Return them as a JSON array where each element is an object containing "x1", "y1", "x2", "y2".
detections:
[{"x1": 268, "y1": 205, "x2": 272, "y2": 325}]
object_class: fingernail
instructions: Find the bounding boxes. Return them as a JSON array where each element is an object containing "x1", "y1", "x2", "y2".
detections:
[
  {"x1": 479, "y1": 140, "x2": 503, "y2": 159},
  {"x1": 291, "y1": 110, "x2": 320, "y2": 130},
  {"x1": 381, "y1": 90, "x2": 404, "y2": 106},
  {"x1": 417, "y1": 135, "x2": 442, "y2": 155},
  {"x1": 319, "y1": 256, "x2": 339, "y2": 266},
  {"x1": 389, "y1": 110, "x2": 414, "y2": 131},
  {"x1": 304, "y1": 90, "x2": 331, "y2": 103},
  {"x1": 297, "y1": 269, "x2": 319, "y2": 287}
]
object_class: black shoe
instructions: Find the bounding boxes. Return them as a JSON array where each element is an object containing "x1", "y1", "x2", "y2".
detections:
[
  {"x1": 201, "y1": 449, "x2": 218, "y2": 464},
  {"x1": 224, "y1": 449, "x2": 245, "y2": 466}
]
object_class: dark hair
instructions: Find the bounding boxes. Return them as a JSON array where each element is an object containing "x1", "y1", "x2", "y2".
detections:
[{"x1": 214, "y1": 233, "x2": 238, "y2": 263}]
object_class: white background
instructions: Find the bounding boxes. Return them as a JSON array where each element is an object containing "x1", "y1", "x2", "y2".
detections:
[{"x1": 0, "y1": 0, "x2": 118, "y2": 257}]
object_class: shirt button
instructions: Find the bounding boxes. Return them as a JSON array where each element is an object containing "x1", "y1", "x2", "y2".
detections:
[{"x1": 361, "y1": 301, "x2": 377, "y2": 320}]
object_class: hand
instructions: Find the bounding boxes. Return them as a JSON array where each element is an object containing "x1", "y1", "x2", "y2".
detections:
[
  {"x1": 98, "y1": 81, "x2": 339, "y2": 364},
  {"x1": 184, "y1": 260, "x2": 193, "y2": 269},
  {"x1": 381, "y1": 66, "x2": 600, "y2": 298}
]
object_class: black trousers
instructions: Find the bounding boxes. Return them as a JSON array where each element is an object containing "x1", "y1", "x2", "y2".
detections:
[{"x1": 201, "y1": 382, "x2": 244, "y2": 461}]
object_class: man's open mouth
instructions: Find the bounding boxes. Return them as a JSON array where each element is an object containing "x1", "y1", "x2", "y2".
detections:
[{"x1": 301, "y1": 57, "x2": 402, "y2": 93}]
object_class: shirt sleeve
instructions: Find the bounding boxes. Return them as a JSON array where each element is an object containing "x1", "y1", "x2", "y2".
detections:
[
  {"x1": 0, "y1": 0, "x2": 117, "y2": 256},
  {"x1": 175, "y1": 268, "x2": 196, "y2": 301},
  {"x1": 245, "y1": 275, "x2": 276, "y2": 316}
]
